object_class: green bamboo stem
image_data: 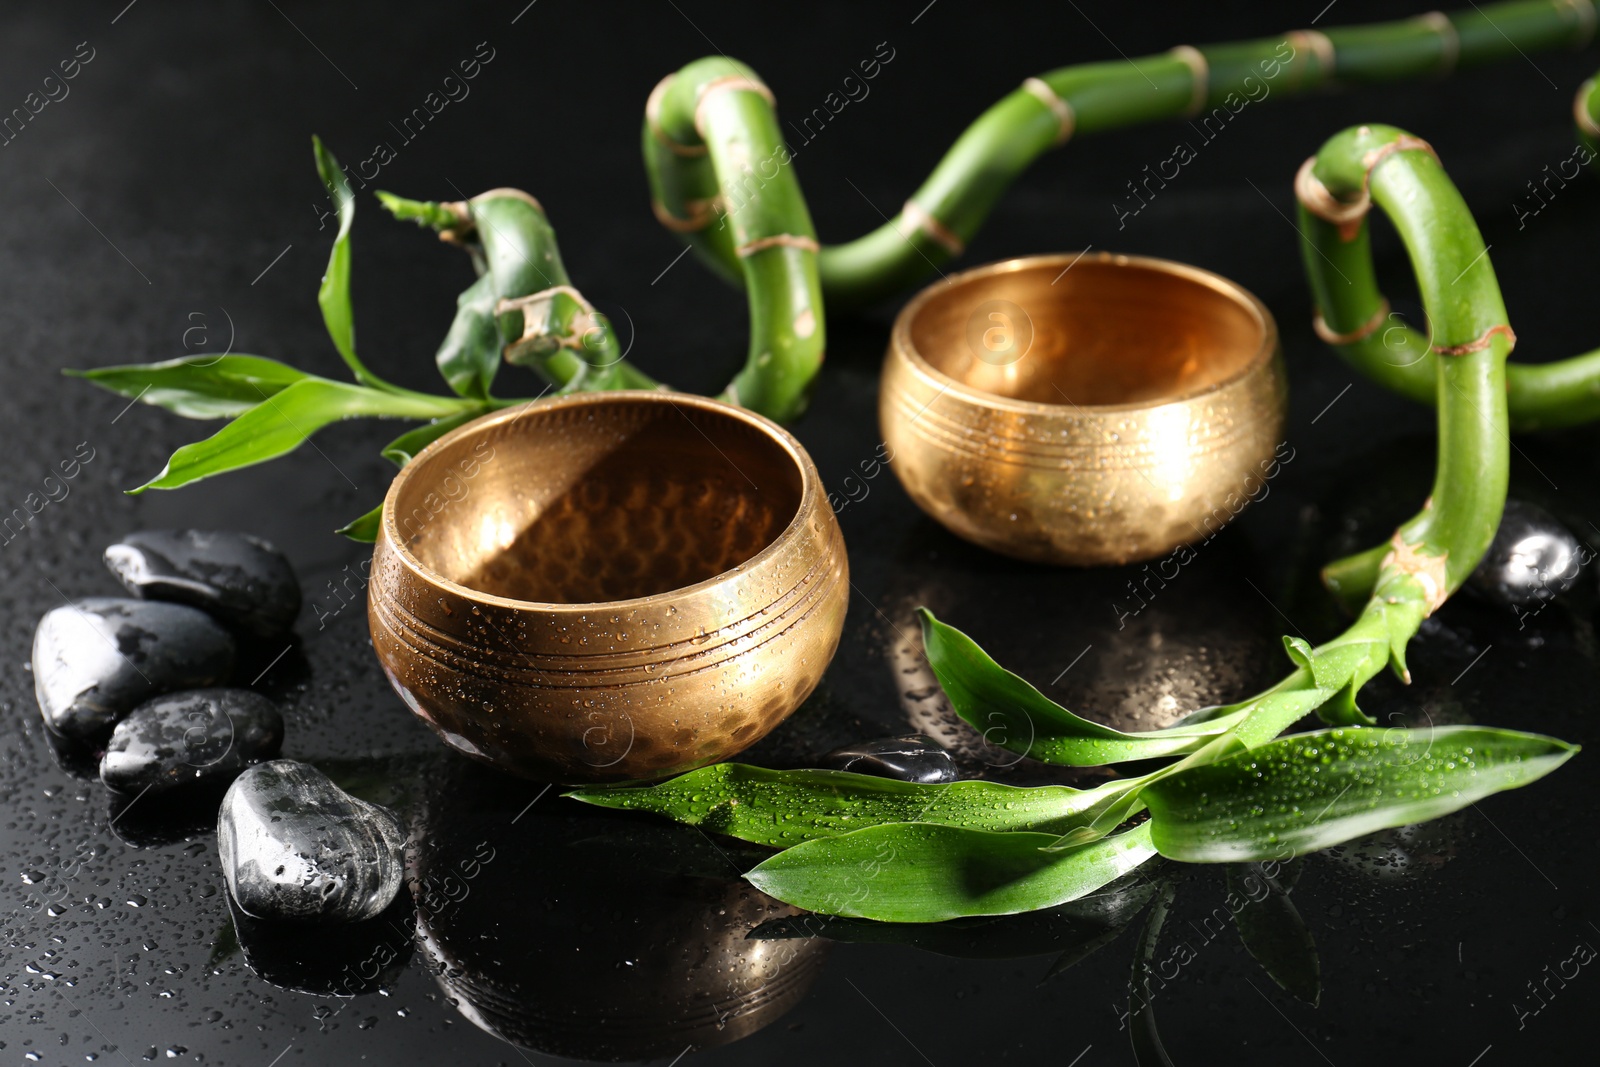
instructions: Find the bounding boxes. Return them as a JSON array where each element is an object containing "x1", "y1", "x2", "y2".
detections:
[
  {"x1": 380, "y1": 190, "x2": 660, "y2": 396},
  {"x1": 1302, "y1": 127, "x2": 1514, "y2": 622},
  {"x1": 649, "y1": 0, "x2": 1596, "y2": 313},
  {"x1": 1580, "y1": 73, "x2": 1600, "y2": 157},
  {"x1": 1300, "y1": 129, "x2": 1600, "y2": 435},
  {"x1": 647, "y1": 58, "x2": 826, "y2": 423}
]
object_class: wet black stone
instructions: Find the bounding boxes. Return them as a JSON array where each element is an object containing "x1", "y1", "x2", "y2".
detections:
[
  {"x1": 218, "y1": 760, "x2": 406, "y2": 923},
  {"x1": 32, "y1": 598, "x2": 236, "y2": 740},
  {"x1": 100, "y1": 688, "x2": 284, "y2": 796},
  {"x1": 105, "y1": 529, "x2": 302, "y2": 637},
  {"x1": 821, "y1": 733, "x2": 959, "y2": 783},
  {"x1": 1466, "y1": 500, "x2": 1585, "y2": 610}
]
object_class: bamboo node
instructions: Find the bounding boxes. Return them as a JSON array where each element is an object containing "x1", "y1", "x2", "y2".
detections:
[
  {"x1": 652, "y1": 196, "x2": 721, "y2": 233},
  {"x1": 1294, "y1": 156, "x2": 1370, "y2": 238},
  {"x1": 899, "y1": 200, "x2": 964, "y2": 256},
  {"x1": 693, "y1": 75, "x2": 777, "y2": 140},
  {"x1": 646, "y1": 74, "x2": 708, "y2": 158},
  {"x1": 1559, "y1": 0, "x2": 1598, "y2": 47},
  {"x1": 1168, "y1": 45, "x2": 1208, "y2": 116},
  {"x1": 1022, "y1": 77, "x2": 1075, "y2": 145},
  {"x1": 469, "y1": 188, "x2": 544, "y2": 213},
  {"x1": 1416, "y1": 12, "x2": 1460, "y2": 76},
  {"x1": 1381, "y1": 532, "x2": 1449, "y2": 616},
  {"x1": 736, "y1": 234, "x2": 821, "y2": 257},
  {"x1": 1313, "y1": 299, "x2": 1391, "y2": 346},
  {"x1": 1575, "y1": 78, "x2": 1600, "y2": 138},
  {"x1": 1360, "y1": 135, "x2": 1440, "y2": 192},
  {"x1": 1286, "y1": 29, "x2": 1336, "y2": 80},
  {"x1": 1432, "y1": 323, "x2": 1516, "y2": 357}
]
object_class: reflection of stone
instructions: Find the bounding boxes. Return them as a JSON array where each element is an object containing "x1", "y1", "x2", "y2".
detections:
[
  {"x1": 218, "y1": 761, "x2": 406, "y2": 922},
  {"x1": 105, "y1": 529, "x2": 302, "y2": 637},
  {"x1": 33, "y1": 598, "x2": 235, "y2": 740},
  {"x1": 229, "y1": 893, "x2": 415, "y2": 997},
  {"x1": 413, "y1": 758, "x2": 829, "y2": 1060},
  {"x1": 101, "y1": 688, "x2": 283, "y2": 795}
]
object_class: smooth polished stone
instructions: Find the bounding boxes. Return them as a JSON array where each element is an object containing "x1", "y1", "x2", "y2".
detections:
[
  {"x1": 218, "y1": 760, "x2": 405, "y2": 923},
  {"x1": 33, "y1": 598, "x2": 235, "y2": 740},
  {"x1": 821, "y1": 733, "x2": 959, "y2": 784},
  {"x1": 100, "y1": 688, "x2": 284, "y2": 796},
  {"x1": 105, "y1": 529, "x2": 302, "y2": 636}
]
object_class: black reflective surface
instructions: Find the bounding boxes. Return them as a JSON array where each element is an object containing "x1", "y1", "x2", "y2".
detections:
[{"x1": 3, "y1": 1, "x2": 1599, "y2": 1063}]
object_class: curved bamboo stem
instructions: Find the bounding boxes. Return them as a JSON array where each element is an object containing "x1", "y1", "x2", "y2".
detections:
[
  {"x1": 647, "y1": 58, "x2": 826, "y2": 423},
  {"x1": 1304, "y1": 128, "x2": 1514, "y2": 613},
  {"x1": 649, "y1": 0, "x2": 1595, "y2": 312},
  {"x1": 1300, "y1": 78, "x2": 1600, "y2": 435}
]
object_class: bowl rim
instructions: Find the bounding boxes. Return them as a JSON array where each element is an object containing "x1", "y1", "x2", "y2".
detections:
[
  {"x1": 890, "y1": 250, "x2": 1280, "y2": 417},
  {"x1": 377, "y1": 389, "x2": 824, "y2": 614}
]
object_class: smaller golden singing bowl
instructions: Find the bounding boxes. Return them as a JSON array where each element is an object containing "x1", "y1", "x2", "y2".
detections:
[
  {"x1": 880, "y1": 252, "x2": 1287, "y2": 566},
  {"x1": 367, "y1": 391, "x2": 848, "y2": 784}
]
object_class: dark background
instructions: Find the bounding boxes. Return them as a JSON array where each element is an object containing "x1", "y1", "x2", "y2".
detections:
[{"x1": 3, "y1": 1, "x2": 1599, "y2": 1064}]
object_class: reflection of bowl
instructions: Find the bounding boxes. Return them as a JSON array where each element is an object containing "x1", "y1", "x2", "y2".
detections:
[
  {"x1": 368, "y1": 391, "x2": 848, "y2": 784},
  {"x1": 413, "y1": 760, "x2": 829, "y2": 1061},
  {"x1": 880, "y1": 253, "x2": 1287, "y2": 565}
]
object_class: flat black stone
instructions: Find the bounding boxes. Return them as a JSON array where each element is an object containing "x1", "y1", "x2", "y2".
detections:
[
  {"x1": 821, "y1": 733, "x2": 960, "y2": 784},
  {"x1": 105, "y1": 529, "x2": 302, "y2": 637},
  {"x1": 217, "y1": 760, "x2": 406, "y2": 923},
  {"x1": 100, "y1": 688, "x2": 284, "y2": 796},
  {"x1": 32, "y1": 598, "x2": 236, "y2": 740}
]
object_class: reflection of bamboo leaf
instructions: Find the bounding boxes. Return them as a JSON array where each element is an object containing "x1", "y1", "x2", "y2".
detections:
[
  {"x1": 1130, "y1": 884, "x2": 1176, "y2": 1067},
  {"x1": 746, "y1": 876, "x2": 1159, "y2": 965},
  {"x1": 1228, "y1": 865, "x2": 1321, "y2": 1006}
]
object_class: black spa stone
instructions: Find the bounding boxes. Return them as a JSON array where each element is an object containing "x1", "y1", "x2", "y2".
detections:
[
  {"x1": 32, "y1": 597, "x2": 236, "y2": 740},
  {"x1": 105, "y1": 529, "x2": 302, "y2": 637},
  {"x1": 100, "y1": 688, "x2": 284, "y2": 795}
]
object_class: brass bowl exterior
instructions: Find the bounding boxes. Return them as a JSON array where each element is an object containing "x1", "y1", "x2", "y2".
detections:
[
  {"x1": 880, "y1": 252, "x2": 1287, "y2": 566},
  {"x1": 368, "y1": 390, "x2": 848, "y2": 784}
]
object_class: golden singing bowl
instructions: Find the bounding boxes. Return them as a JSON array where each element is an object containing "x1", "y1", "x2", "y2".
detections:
[
  {"x1": 880, "y1": 252, "x2": 1287, "y2": 566},
  {"x1": 367, "y1": 390, "x2": 849, "y2": 784}
]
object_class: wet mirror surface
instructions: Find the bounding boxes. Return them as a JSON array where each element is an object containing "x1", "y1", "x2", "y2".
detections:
[{"x1": 3, "y1": 1, "x2": 1599, "y2": 1063}]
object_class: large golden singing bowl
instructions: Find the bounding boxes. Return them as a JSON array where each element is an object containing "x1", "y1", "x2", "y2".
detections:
[
  {"x1": 367, "y1": 390, "x2": 848, "y2": 784},
  {"x1": 880, "y1": 253, "x2": 1287, "y2": 566}
]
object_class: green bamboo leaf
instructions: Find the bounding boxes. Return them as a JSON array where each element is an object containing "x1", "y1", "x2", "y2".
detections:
[
  {"x1": 744, "y1": 821, "x2": 1158, "y2": 923},
  {"x1": 381, "y1": 409, "x2": 481, "y2": 467},
  {"x1": 568, "y1": 762, "x2": 1143, "y2": 848},
  {"x1": 1144, "y1": 726, "x2": 1578, "y2": 862},
  {"x1": 336, "y1": 503, "x2": 383, "y2": 543},
  {"x1": 1227, "y1": 864, "x2": 1321, "y2": 1006},
  {"x1": 133, "y1": 379, "x2": 456, "y2": 493},
  {"x1": 918, "y1": 609, "x2": 1246, "y2": 766},
  {"x1": 66, "y1": 356, "x2": 309, "y2": 419},
  {"x1": 312, "y1": 136, "x2": 368, "y2": 384}
]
